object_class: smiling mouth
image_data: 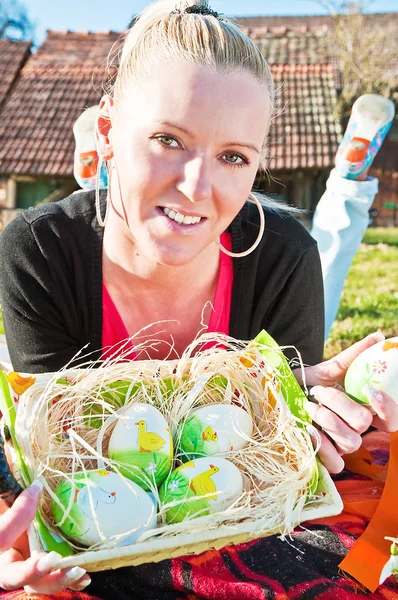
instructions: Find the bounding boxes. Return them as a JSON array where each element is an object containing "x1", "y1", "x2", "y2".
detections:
[{"x1": 161, "y1": 207, "x2": 203, "y2": 226}]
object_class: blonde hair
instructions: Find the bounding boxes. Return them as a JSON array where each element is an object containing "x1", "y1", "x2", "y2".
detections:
[
  {"x1": 109, "y1": 0, "x2": 275, "y2": 170},
  {"x1": 106, "y1": 0, "x2": 301, "y2": 213}
]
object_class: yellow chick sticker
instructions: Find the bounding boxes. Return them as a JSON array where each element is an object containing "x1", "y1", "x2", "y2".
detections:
[{"x1": 6, "y1": 372, "x2": 36, "y2": 398}]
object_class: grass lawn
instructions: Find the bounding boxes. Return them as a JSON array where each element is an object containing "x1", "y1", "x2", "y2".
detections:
[
  {"x1": 324, "y1": 228, "x2": 398, "y2": 359},
  {"x1": 363, "y1": 227, "x2": 398, "y2": 247},
  {"x1": 1, "y1": 229, "x2": 398, "y2": 356}
]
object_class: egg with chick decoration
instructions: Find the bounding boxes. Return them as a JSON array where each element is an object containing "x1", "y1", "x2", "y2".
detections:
[
  {"x1": 178, "y1": 403, "x2": 253, "y2": 460},
  {"x1": 108, "y1": 403, "x2": 173, "y2": 490},
  {"x1": 159, "y1": 456, "x2": 243, "y2": 524}
]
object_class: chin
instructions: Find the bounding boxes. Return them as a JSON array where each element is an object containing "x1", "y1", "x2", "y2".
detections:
[{"x1": 150, "y1": 243, "x2": 203, "y2": 268}]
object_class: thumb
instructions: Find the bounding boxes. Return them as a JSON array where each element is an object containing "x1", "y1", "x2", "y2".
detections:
[
  {"x1": 0, "y1": 481, "x2": 42, "y2": 551},
  {"x1": 303, "y1": 331, "x2": 385, "y2": 386}
]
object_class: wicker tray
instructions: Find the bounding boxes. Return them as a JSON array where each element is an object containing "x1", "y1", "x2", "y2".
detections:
[{"x1": 1, "y1": 340, "x2": 344, "y2": 573}]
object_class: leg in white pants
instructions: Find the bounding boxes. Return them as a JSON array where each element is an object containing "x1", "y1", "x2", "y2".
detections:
[{"x1": 311, "y1": 168, "x2": 378, "y2": 338}]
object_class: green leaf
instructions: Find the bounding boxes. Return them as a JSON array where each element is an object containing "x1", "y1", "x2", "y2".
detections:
[
  {"x1": 0, "y1": 373, "x2": 74, "y2": 555},
  {"x1": 253, "y1": 330, "x2": 311, "y2": 425},
  {"x1": 35, "y1": 512, "x2": 74, "y2": 556},
  {"x1": 0, "y1": 371, "x2": 29, "y2": 483},
  {"x1": 55, "y1": 379, "x2": 73, "y2": 386},
  {"x1": 252, "y1": 331, "x2": 319, "y2": 497}
]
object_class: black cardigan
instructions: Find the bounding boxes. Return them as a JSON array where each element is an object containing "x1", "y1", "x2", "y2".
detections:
[{"x1": 0, "y1": 190, "x2": 324, "y2": 373}]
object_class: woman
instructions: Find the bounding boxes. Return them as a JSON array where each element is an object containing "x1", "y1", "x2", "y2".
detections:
[{"x1": 0, "y1": 0, "x2": 396, "y2": 596}]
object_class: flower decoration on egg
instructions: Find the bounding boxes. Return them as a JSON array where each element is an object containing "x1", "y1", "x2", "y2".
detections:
[{"x1": 372, "y1": 360, "x2": 387, "y2": 375}]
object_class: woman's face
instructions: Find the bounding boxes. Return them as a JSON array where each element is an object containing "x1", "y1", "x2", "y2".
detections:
[{"x1": 101, "y1": 60, "x2": 271, "y2": 266}]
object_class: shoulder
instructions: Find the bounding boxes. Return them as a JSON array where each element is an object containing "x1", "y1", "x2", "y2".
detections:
[
  {"x1": 1, "y1": 189, "x2": 99, "y2": 245},
  {"x1": 0, "y1": 189, "x2": 101, "y2": 263},
  {"x1": 233, "y1": 201, "x2": 318, "y2": 256}
]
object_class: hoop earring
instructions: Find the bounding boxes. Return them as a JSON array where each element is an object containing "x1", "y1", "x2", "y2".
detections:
[
  {"x1": 95, "y1": 157, "x2": 111, "y2": 228},
  {"x1": 218, "y1": 193, "x2": 265, "y2": 258}
]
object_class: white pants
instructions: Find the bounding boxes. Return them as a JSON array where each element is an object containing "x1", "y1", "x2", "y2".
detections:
[{"x1": 311, "y1": 168, "x2": 378, "y2": 338}]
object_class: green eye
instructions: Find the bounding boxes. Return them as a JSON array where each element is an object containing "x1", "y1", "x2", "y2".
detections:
[
  {"x1": 225, "y1": 154, "x2": 243, "y2": 164},
  {"x1": 158, "y1": 136, "x2": 175, "y2": 146}
]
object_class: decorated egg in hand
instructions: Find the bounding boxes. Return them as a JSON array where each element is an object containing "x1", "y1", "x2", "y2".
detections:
[
  {"x1": 178, "y1": 404, "x2": 253, "y2": 460},
  {"x1": 159, "y1": 456, "x2": 243, "y2": 524},
  {"x1": 52, "y1": 470, "x2": 157, "y2": 547},
  {"x1": 345, "y1": 337, "x2": 398, "y2": 404},
  {"x1": 108, "y1": 403, "x2": 173, "y2": 490}
]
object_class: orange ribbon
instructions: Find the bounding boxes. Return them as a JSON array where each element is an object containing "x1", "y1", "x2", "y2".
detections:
[{"x1": 339, "y1": 431, "x2": 398, "y2": 592}]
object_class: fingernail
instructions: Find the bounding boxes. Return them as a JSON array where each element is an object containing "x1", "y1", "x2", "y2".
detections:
[
  {"x1": 367, "y1": 331, "x2": 385, "y2": 343},
  {"x1": 64, "y1": 566, "x2": 87, "y2": 584},
  {"x1": 36, "y1": 551, "x2": 63, "y2": 572},
  {"x1": 362, "y1": 385, "x2": 384, "y2": 403},
  {"x1": 72, "y1": 576, "x2": 91, "y2": 590},
  {"x1": 28, "y1": 479, "x2": 43, "y2": 497},
  {"x1": 309, "y1": 386, "x2": 324, "y2": 402}
]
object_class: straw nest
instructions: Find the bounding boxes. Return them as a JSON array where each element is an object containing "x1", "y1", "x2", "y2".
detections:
[{"x1": 15, "y1": 332, "x2": 322, "y2": 553}]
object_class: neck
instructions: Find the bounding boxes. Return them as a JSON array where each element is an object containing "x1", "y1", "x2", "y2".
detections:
[{"x1": 102, "y1": 217, "x2": 220, "y2": 296}]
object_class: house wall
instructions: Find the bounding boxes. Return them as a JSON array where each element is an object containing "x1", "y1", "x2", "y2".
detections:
[
  {"x1": 16, "y1": 180, "x2": 65, "y2": 210},
  {"x1": 256, "y1": 168, "x2": 330, "y2": 229},
  {"x1": 258, "y1": 166, "x2": 398, "y2": 229},
  {"x1": 370, "y1": 170, "x2": 398, "y2": 227}
]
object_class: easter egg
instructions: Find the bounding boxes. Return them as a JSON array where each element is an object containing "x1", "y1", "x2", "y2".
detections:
[
  {"x1": 345, "y1": 337, "x2": 398, "y2": 405},
  {"x1": 178, "y1": 404, "x2": 253, "y2": 460},
  {"x1": 108, "y1": 403, "x2": 173, "y2": 490},
  {"x1": 52, "y1": 470, "x2": 157, "y2": 547},
  {"x1": 159, "y1": 456, "x2": 243, "y2": 524}
]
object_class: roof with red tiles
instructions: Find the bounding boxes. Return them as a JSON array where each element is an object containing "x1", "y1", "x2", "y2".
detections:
[
  {"x1": 238, "y1": 13, "x2": 398, "y2": 81},
  {"x1": 0, "y1": 19, "x2": 395, "y2": 177},
  {"x1": 235, "y1": 12, "x2": 398, "y2": 30},
  {"x1": 0, "y1": 38, "x2": 31, "y2": 107},
  {"x1": 0, "y1": 31, "x2": 119, "y2": 177},
  {"x1": 269, "y1": 64, "x2": 341, "y2": 170},
  {"x1": 30, "y1": 30, "x2": 121, "y2": 67}
]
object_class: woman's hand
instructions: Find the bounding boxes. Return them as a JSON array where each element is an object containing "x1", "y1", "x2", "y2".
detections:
[
  {"x1": 293, "y1": 332, "x2": 398, "y2": 474},
  {"x1": 0, "y1": 481, "x2": 91, "y2": 593}
]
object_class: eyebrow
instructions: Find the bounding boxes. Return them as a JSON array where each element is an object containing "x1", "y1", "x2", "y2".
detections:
[
  {"x1": 155, "y1": 121, "x2": 193, "y2": 137},
  {"x1": 155, "y1": 120, "x2": 260, "y2": 154},
  {"x1": 224, "y1": 142, "x2": 260, "y2": 154}
]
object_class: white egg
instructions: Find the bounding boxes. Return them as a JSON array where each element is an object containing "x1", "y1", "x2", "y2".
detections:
[
  {"x1": 52, "y1": 470, "x2": 157, "y2": 547},
  {"x1": 179, "y1": 404, "x2": 253, "y2": 459},
  {"x1": 345, "y1": 337, "x2": 398, "y2": 404},
  {"x1": 108, "y1": 403, "x2": 173, "y2": 490},
  {"x1": 159, "y1": 456, "x2": 243, "y2": 524}
]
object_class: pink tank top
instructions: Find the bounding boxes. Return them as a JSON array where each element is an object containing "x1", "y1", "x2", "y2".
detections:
[{"x1": 102, "y1": 232, "x2": 233, "y2": 359}]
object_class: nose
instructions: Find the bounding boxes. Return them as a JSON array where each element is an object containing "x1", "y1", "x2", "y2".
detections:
[{"x1": 176, "y1": 155, "x2": 212, "y2": 203}]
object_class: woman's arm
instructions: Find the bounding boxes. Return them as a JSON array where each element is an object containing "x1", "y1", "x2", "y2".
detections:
[
  {"x1": 0, "y1": 213, "x2": 86, "y2": 373},
  {"x1": 261, "y1": 243, "x2": 325, "y2": 366}
]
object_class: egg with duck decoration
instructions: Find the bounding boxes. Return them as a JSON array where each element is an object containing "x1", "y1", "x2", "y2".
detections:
[
  {"x1": 178, "y1": 404, "x2": 253, "y2": 460},
  {"x1": 159, "y1": 456, "x2": 243, "y2": 524},
  {"x1": 108, "y1": 403, "x2": 173, "y2": 490}
]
